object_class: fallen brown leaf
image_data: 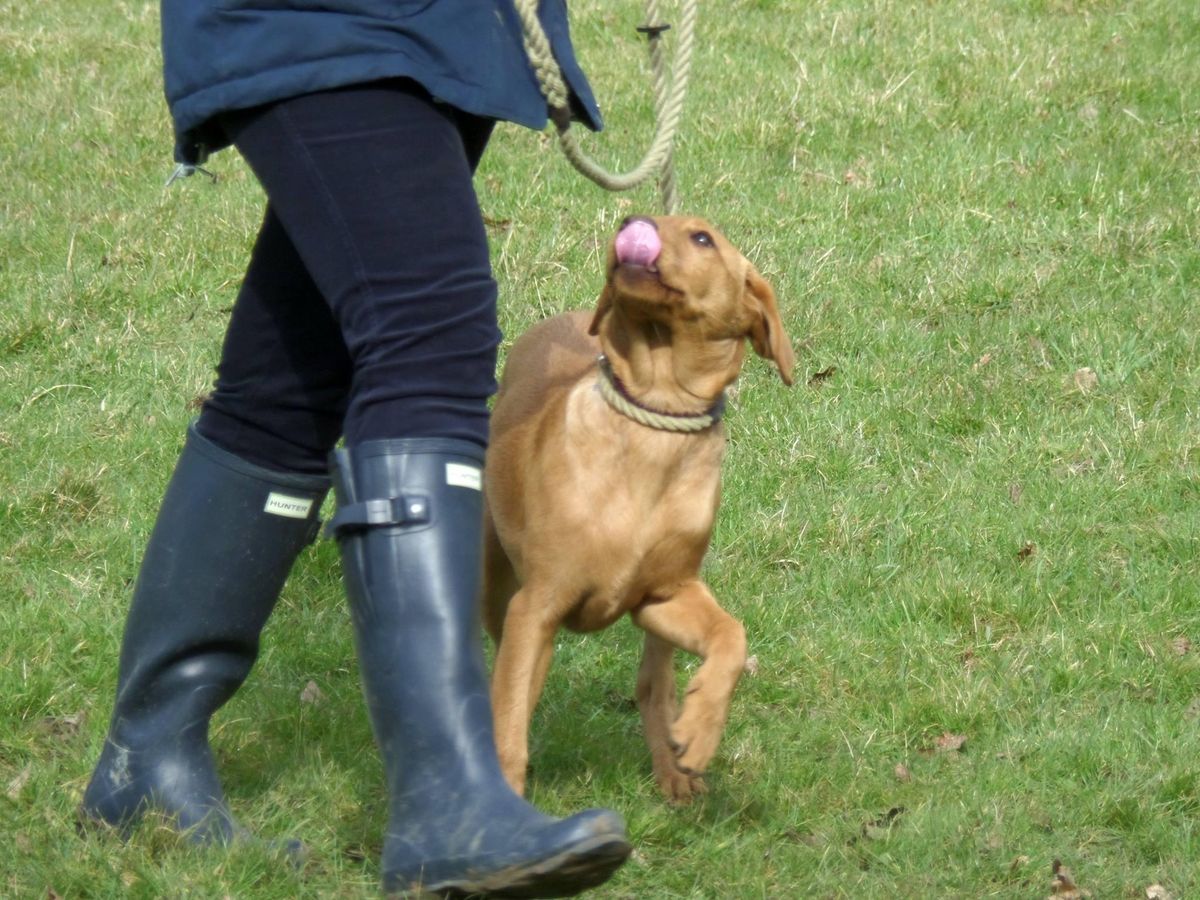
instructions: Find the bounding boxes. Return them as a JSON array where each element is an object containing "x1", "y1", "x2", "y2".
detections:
[
  {"x1": 934, "y1": 732, "x2": 967, "y2": 753},
  {"x1": 37, "y1": 713, "x2": 85, "y2": 742},
  {"x1": 807, "y1": 366, "x2": 837, "y2": 387},
  {"x1": 6, "y1": 764, "x2": 33, "y2": 800},
  {"x1": 1048, "y1": 858, "x2": 1092, "y2": 898},
  {"x1": 1017, "y1": 542, "x2": 1037, "y2": 561},
  {"x1": 1171, "y1": 636, "x2": 1191, "y2": 656},
  {"x1": 894, "y1": 763, "x2": 912, "y2": 783},
  {"x1": 1068, "y1": 458, "x2": 1096, "y2": 475},
  {"x1": 860, "y1": 806, "x2": 905, "y2": 841},
  {"x1": 299, "y1": 680, "x2": 324, "y2": 705},
  {"x1": 1185, "y1": 696, "x2": 1200, "y2": 720},
  {"x1": 1072, "y1": 367, "x2": 1099, "y2": 392}
]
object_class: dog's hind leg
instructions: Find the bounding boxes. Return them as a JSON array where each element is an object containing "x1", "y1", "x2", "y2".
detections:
[
  {"x1": 481, "y1": 510, "x2": 519, "y2": 644},
  {"x1": 490, "y1": 584, "x2": 558, "y2": 795},
  {"x1": 632, "y1": 581, "x2": 747, "y2": 799}
]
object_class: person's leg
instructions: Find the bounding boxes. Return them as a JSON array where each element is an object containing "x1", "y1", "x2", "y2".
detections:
[
  {"x1": 196, "y1": 89, "x2": 495, "y2": 475},
  {"x1": 221, "y1": 79, "x2": 501, "y2": 450},
  {"x1": 329, "y1": 439, "x2": 631, "y2": 897},
  {"x1": 226, "y1": 80, "x2": 631, "y2": 895},
  {"x1": 453, "y1": 106, "x2": 496, "y2": 175},
  {"x1": 81, "y1": 82, "x2": 500, "y2": 850},
  {"x1": 81, "y1": 424, "x2": 328, "y2": 842},
  {"x1": 82, "y1": 129, "x2": 348, "y2": 844},
  {"x1": 196, "y1": 205, "x2": 353, "y2": 475}
]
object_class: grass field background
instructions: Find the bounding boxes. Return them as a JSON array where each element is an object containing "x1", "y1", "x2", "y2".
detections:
[{"x1": 2, "y1": 0, "x2": 1199, "y2": 896}]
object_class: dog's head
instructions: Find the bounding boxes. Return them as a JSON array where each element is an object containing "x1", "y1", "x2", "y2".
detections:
[{"x1": 589, "y1": 216, "x2": 795, "y2": 394}]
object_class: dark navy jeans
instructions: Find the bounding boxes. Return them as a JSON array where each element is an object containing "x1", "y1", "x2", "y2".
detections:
[{"x1": 196, "y1": 79, "x2": 500, "y2": 475}]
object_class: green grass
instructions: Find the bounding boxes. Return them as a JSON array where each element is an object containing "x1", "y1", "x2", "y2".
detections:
[{"x1": 3, "y1": 0, "x2": 1199, "y2": 896}]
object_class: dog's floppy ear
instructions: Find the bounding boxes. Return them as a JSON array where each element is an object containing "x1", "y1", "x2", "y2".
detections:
[
  {"x1": 743, "y1": 264, "x2": 795, "y2": 385},
  {"x1": 588, "y1": 282, "x2": 614, "y2": 336}
]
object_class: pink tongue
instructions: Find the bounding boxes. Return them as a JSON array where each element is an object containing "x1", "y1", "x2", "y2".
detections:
[{"x1": 615, "y1": 219, "x2": 662, "y2": 267}]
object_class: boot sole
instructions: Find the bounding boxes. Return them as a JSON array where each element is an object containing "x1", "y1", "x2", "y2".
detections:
[{"x1": 391, "y1": 833, "x2": 634, "y2": 899}]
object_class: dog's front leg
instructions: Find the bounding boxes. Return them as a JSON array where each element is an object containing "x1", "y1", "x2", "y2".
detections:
[
  {"x1": 489, "y1": 585, "x2": 558, "y2": 796},
  {"x1": 632, "y1": 580, "x2": 747, "y2": 798},
  {"x1": 636, "y1": 632, "x2": 706, "y2": 804}
]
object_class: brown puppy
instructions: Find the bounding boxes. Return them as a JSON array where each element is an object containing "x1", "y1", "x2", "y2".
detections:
[{"x1": 483, "y1": 215, "x2": 794, "y2": 803}]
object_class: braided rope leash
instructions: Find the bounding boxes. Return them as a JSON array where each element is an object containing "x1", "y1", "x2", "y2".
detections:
[{"x1": 513, "y1": 0, "x2": 697, "y2": 212}]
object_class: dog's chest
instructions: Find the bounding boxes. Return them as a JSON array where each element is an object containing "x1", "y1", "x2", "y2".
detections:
[
  {"x1": 553, "y1": 390, "x2": 725, "y2": 629},
  {"x1": 565, "y1": 389, "x2": 723, "y2": 518}
]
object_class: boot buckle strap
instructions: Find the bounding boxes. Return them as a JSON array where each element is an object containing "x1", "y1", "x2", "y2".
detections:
[{"x1": 327, "y1": 494, "x2": 431, "y2": 537}]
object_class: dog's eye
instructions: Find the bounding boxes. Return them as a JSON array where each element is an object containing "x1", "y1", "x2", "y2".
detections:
[{"x1": 690, "y1": 231, "x2": 715, "y2": 248}]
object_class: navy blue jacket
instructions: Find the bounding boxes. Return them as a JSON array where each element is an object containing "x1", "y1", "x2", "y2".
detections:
[{"x1": 161, "y1": 0, "x2": 603, "y2": 164}]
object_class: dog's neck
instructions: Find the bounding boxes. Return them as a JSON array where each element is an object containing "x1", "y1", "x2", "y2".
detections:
[
  {"x1": 596, "y1": 354, "x2": 726, "y2": 433},
  {"x1": 599, "y1": 316, "x2": 743, "y2": 407},
  {"x1": 594, "y1": 317, "x2": 740, "y2": 432}
]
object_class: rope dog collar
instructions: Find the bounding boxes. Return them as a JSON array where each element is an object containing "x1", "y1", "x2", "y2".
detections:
[{"x1": 595, "y1": 354, "x2": 725, "y2": 433}]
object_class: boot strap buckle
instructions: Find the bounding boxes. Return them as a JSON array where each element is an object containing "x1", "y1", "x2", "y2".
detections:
[{"x1": 327, "y1": 494, "x2": 431, "y2": 537}]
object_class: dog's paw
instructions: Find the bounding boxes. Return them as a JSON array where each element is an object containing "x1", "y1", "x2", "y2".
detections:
[
  {"x1": 669, "y1": 713, "x2": 722, "y2": 776},
  {"x1": 656, "y1": 766, "x2": 707, "y2": 805}
]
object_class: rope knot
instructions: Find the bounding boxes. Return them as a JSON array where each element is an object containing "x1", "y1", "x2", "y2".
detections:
[{"x1": 515, "y1": 0, "x2": 695, "y2": 212}]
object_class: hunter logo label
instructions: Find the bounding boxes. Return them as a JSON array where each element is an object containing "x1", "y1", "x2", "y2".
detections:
[
  {"x1": 445, "y1": 463, "x2": 482, "y2": 491},
  {"x1": 264, "y1": 492, "x2": 315, "y2": 519}
]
